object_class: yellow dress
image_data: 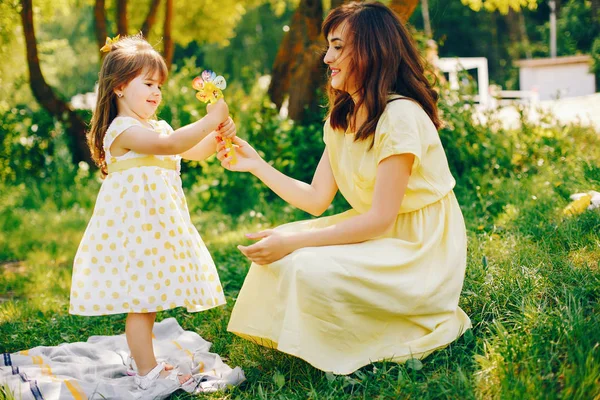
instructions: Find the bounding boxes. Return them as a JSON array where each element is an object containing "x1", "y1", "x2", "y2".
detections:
[
  {"x1": 227, "y1": 97, "x2": 471, "y2": 374},
  {"x1": 70, "y1": 116, "x2": 226, "y2": 316}
]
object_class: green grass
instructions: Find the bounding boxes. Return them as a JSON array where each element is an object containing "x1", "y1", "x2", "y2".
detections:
[
  {"x1": 0, "y1": 385, "x2": 17, "y2": 400},
  {"x1": 1, "y1": 127, "x2": 600, "y2": 399}
]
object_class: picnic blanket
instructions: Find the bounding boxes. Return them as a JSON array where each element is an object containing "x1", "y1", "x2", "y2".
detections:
[{"x1": 0, "y1": 318, "x2": 245, "y2": 399}]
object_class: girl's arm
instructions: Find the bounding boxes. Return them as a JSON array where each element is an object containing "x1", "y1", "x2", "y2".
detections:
[
  {"x1": 181, "y1": 117, "x2": 236, "y2": 161},
  {"x1": 218, "y1": 136, "x2": 338, "y2": 216},
  {"x1": 180, "y1": 131, "x2": 219, "y2": 161},
  {"x1": 112, "y1": 101, "x2": 228, "y2": 156},
  {"x1": 238, "y1": 153, "x2": 414, "y2": 265}
]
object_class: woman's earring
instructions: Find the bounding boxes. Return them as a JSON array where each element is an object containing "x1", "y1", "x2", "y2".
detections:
[{"x1": 117, "y1": 93, "x2": 123, "y2": 98}]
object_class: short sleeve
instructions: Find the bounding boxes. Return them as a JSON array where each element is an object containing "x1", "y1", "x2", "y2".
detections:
[
  {"x1": 375, "y1": 101, "x2": 422, "y2": 168},
  {"x1": 323, "y1": 118, "x2": 331, "y2": 146},
  {"x1": 157, "y1": 120, "x2": 174, "y2": 134},
  {"x1": 103, "y1": 116, "x2": 145, "y2": 152}
]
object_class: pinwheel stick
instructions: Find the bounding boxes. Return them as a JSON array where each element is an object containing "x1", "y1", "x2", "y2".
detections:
[{"x1": 192, "y1": 70, "x2": 237, "y2": 165}]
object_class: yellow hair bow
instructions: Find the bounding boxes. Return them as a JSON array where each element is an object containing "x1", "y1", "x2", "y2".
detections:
[{"x1": 100, "y1": 35, "x2": 121, "y2": 53}]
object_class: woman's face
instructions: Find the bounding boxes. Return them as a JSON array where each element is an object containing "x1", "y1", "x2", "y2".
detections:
[{"x1": 324, "y1": 22, "x2": 357, "y2": 95}]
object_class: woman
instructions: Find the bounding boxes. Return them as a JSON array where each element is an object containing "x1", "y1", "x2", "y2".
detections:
[{"x1": 218, "y1": 1, "x2": 471, "y2": 375}]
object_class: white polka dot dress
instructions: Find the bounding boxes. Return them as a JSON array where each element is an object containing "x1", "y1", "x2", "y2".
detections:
[{"x1": 69, "y1": 116, "x2": 226, "y2": 316}]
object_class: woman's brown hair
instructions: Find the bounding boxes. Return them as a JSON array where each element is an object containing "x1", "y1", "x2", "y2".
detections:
[
  {"x1": 323, "y1": 1, "x2": 441, "y2": 145},
  {"x1": 88, "y1": 34, "x2": 168, "y2": 176}
]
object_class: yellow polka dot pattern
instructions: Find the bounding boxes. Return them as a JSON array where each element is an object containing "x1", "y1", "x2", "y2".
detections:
[{"x1": 69, "y1": 117, "x2": 226, "y2": 316}]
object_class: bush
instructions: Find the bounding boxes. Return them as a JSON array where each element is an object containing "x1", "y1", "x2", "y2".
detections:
[
  {"x1": 3, "y1": 57, "x2": 599, "y2": 221},
  {"x1": 0, "y1": 106, "x2": 56, "y2": 183}
]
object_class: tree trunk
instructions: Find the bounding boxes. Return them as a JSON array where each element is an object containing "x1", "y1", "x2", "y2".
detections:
[
  {"x1": 591, "y1": 0, "x2": 599, "y2": 23},
  {"x1": 518, "y1": 11, "x2": 532, "y2": 59},
  {"x1": 389, "y1": 0, "x2": 419, "y2": 22},
  {"x1": 94, "y1": 0, "x2": 107, "y2": 51},
  {"x1": 287, "y1": 41, "x2": 326, "y2": 121},
  {"x1": 117, "y1": 0, "x2": 128, "y2": 35},
  {"x1": 490, "y1": 11, "x2": 499, "y2": 66},
  {"x1": 268, "y1": 0, "x2": 324, "y2": 122},
  {"x1": 330, "y1": 0, "x2": 348, "y2": 9},
  {"x1": 504, "y1": 9, "x2": 519, "y2": 44},
  {"x1": 20, "y1": 0, "x2": 91, "y2": 165},
  {"x1": 141, "y1": 0, "x2": 161, "y2": 38},
  {"x1": 163, "y1": 0, "x2": 174, "y2": 70},
  {"x1": 421, "y1": 0, "x2": 432, "y2": 38}
]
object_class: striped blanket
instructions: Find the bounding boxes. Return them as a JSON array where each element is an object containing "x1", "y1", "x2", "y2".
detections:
[{"x1": 0, "y1": 318, "x2": 245, "y2": 399}]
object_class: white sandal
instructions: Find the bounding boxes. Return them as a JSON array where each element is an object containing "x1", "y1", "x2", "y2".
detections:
[
  {"x1": 126, "y1": 355, "x2": 137, "y2": 376},
  {"x1": 126, "y1": 356, "x2": 175, "y2": 377},
  {"x1": 134, "y1": 362, "x2": 198, "y2": 393}
]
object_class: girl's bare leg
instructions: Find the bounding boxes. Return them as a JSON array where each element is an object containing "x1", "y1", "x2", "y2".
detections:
[{"x1": 126, "y1": 312, "x2": 191, "y2": 383}]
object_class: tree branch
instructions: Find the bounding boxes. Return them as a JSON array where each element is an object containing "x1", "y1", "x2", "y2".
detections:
[
  {"x1": 117, "y1": 0, "x2": 127, "y2": 35},
  {"x1": 268, "y1": 0, "x2": 324, "y2": 120},
  {"x1": 389, "y1": 0, "x2": 419, "y2": 22},
  {"x1": 19, "y1": 0, "x2": 91, "y2": 164},
  {"x1": 163, "y1": 0, "x2": 173, "y2": 69},
  {"x1": 141, "y1": 0, "x2": 161, "y2": 38},
  {"x1": 94, "y1": 0, "x2": 107, "y2": 51}
]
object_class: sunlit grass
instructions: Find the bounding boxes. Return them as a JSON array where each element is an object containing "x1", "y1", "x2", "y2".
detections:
[
  {"x1": 2, "y1": 183, "x2": 599, "y2": 399},
  {"x1": 1, "y1": 126, "x2": 600, "y2": 398}
]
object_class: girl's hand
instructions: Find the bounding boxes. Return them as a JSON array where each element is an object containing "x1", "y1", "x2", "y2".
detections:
[
  {"x1": 206, "y1": 99, "x2": 229, "y2": 123},
  {"x1": 216, "y1": 117, "x2": 236, "y2": 139},
  {"x1": 237, "y1": 230, "x2": 298, "y2": 265},
  {"x1": 216, "y1": 136, "x2": 262, "y2": 173}
]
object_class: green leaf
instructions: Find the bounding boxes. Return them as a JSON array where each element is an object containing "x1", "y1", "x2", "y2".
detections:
[
  {"x1": 325, "y1": 372, "x2": 337, "y2": 383},
  {"x1": 464, "y1": 329, "x2": 475, "y2": 343},
  {"x1": 342, "y1": 376, "x2": 359, "y2": 388},
  {"x1": 405, "y1": 358, "x2": 423, "y2": 371},
  {"x1": 354, "y1": 370, "x2": 367, "y2": 380},
  {"x1": 273, "y1": 370, "x2": 285, "y2": 390}
]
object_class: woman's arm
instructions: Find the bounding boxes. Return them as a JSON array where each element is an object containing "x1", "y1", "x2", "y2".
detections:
[
  {"x1": 292, "y1": 153, "x2": 413, "y2": 245},
  {"x1": 238, "y1": 153, "x2": 414, "y2": 265},
  {"x1": 251, "y1": 150, "x2": 338, "y2": 216},
  {"x1": 218, "y1": 136, "x2": 338, "y2": 216}
]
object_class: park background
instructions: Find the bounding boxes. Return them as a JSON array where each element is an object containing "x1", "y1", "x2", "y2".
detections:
[{"x1": 1, "y1": 0, "x2": 600, "y2": 398}]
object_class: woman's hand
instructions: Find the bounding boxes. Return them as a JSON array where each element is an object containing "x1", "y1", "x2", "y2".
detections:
[
  {"x1": 216, "y1": 136, "x2": 263, "y2": 173},
  {"x1": 237, "y1": 229, "x2": 298, "y2": 265},
  {"x1": 216, "y1": 116, "x2": 236, "y2": 139}
]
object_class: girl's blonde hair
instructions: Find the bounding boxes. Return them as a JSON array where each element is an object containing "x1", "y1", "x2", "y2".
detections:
[{"x1": 88, "y1": 34, "x2": 168, "y2": 176}]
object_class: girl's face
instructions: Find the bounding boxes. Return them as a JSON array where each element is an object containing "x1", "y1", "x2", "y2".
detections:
[
  {"x1": 324, "y1": 22, "x2": 357, "y2": 95},
  {"x1": 116, "y1": 69, "x2": 162, "y2": 120}
]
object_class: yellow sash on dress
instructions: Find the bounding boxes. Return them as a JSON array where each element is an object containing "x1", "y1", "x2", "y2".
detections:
[{"x1": 107, "y1": 156, "x2": 178, "y2": 174}]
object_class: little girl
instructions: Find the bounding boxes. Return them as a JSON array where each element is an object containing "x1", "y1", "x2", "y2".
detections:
[{"x1": 69, "y1": 34, "x2": 235, "y2": 392}]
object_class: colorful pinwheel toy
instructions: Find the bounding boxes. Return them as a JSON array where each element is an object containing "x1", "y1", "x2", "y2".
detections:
[{"x1": 192, "y1": 70, "x2": 236, "y2": 165}]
